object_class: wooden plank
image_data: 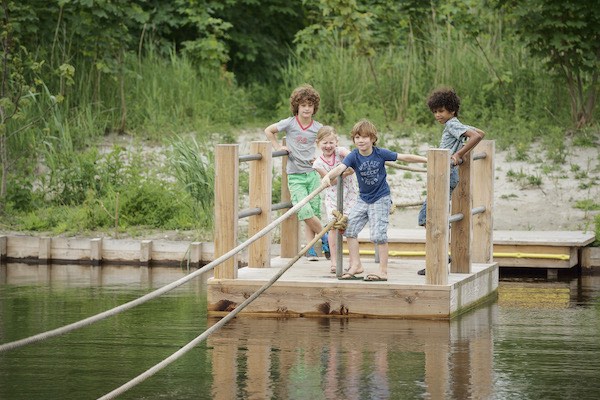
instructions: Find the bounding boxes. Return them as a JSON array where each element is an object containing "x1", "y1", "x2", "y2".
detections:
[
  {"x1": 49, "y1": 237, "x2": 91, "y2": 261},
  {"x1": 0, "y1": 236, "x2": 6, "y2": 260},
  {"x1": 360, "y1": 229, "x2": 595, "y2": 247},
  {"x1": 101, "y1": 239, "x2": 140, "y2": 261},
  {"x1": 248, "y1": 141, "x2": 272, "y2": 268},
  {"x1": 150, "y1": 240, "x2": 191, "y2": 262},
  {"x1": 472, "y1": 140, "x2": 495, "y2": 263},
  {"x1": 90, "y1": 238, "x2": 102, "y2": 264},
  {"x1": 425, "y1": 149, "x2": 450, "y2": 285},
  {"x1": 280, "y1": 137, "x2": 299, "y2": 258},
  {"x1": 493, "y1": 230, "x2": 595, "y2": 246},
  {"x1": 206, "y1": 258, "x2": 496, "y2": 319},
  {"x1": 38, "y1": 237, "x2": 52, "y2": 262},
  {"x1": 7, "y1": 236, "x2": 39, "y2": 258},
  {"x1": 582, "y1": 247, "x2": 600, "y2": 269},
  {"x1": 214, "y1": 144, "x2": 239, "y2": 279},
  {"x1": 451, "y1": 149, "x2": 472, "y2": 273}
]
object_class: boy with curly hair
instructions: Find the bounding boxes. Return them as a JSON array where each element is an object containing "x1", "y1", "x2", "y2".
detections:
[
  {"x1": 264, "y1": 84, "x2": 330, "y2": 261},
  {"x1": 416, "y1": 87, "x2": 485, "y2": 275}
]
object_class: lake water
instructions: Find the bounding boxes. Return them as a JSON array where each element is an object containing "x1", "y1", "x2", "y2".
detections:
[{"x1": 1, "y1": 263, "x2": 599, "y2": 399}]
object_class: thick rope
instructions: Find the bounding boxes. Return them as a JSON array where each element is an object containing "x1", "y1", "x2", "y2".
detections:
[
  {"x1": 0, "y1": 182, "x2": 329, "y2": 353},
  {"x1": 331, "y1": 209, "x2": 348, "y2": 231},
  {"x1": 97, "y1": 219, "x2": 338, "y2": 400}
]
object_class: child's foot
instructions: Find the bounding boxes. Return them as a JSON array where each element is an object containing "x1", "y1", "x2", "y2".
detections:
[
  {"x1": 330, "y1": 265, "x2": 337, "y2": 274},
  {"x1": 306, "y1": 247, "x2": 319, "y2": 261},
  {"x1": 364, "y1": 273, "x2": 387, "y2": 282},
  {"x1": 345, "y1": 265, "x2": 364, "y2": 276},
  {"x1": 321, "y1": 233, "x2": 330, "y2": 259}
]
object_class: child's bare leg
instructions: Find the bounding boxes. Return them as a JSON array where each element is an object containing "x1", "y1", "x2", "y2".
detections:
[
  {"x1": 303, "y1": 216, "x2": 323, "y2": 244},
  {"x1": 328, "y1": 229, "x2": 337, "y2": 270},
  {"x1": 345, "y1": 237, "x2": 363, "y2": 275},
  {"x1": 377, "y1": 242, "x2": 388, "y2": 278}
]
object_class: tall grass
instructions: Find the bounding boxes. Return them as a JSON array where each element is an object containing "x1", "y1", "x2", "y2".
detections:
[
  {"x1": 277, "y1": 22, "x2": 574, "y2": 150},
  {"x1": 168, "y1": 134, "x2": 215, "y2": 229}
]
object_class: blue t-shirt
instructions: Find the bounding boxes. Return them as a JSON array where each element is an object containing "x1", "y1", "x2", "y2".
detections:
[{"x1": 342, "y1": 147, "x2": 397, "y2": 203}]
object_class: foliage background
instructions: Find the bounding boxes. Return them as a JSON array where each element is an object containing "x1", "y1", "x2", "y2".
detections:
[{"x1": 0, "y1": 0, "x2": 598, "y2": 238}]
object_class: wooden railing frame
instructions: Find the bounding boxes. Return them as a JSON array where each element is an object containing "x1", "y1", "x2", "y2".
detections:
[{"x1": 214, "y1": 140, "x2": 495, "y2": 284}]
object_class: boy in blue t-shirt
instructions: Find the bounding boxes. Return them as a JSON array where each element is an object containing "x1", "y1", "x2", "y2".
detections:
[{"x1": 322, "y1": 119, "x2": 427, "y2": 281}]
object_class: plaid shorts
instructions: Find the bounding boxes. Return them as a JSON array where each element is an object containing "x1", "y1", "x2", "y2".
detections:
[{"x1": 344, "y1": 195, "x2": 392, "y2": 244}]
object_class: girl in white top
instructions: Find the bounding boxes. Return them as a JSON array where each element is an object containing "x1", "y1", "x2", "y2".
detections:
[{"x1": 312, "y1": 126, "x2": 359, "y2": 273}]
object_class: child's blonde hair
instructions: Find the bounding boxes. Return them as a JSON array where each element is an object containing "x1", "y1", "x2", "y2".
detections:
[
  {"x1": 350, "y1": 119, "x2": 378, "y2": 145},
  {"x1": 316, "y1": 125, "x2": 338, "y2": 143}
]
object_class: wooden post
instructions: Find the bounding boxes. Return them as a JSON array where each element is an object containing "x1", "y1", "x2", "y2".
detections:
[
  {"x1": 472, "y1": 140, "x2": 494, "y2": 264},
  {"x1": 140, "y1": 239, "x2": 152, "y2": 265},
  {"x1": 425, "y1": 149, "x2": 449, "y2": 285},
  {"x1": 279, "y1": 137, "x2": 299, "y2": 258},
  {"x1": 190, "y1": 242, "x2": 203, "y2": 266},
  {"x1": 90, "y1": 238, "x2": 102, "y2": 265},
  {"x1": 0, "y1": 236, "x2": 6, "y2": 260},
  {"x1": 450, "y1": 153, "x2": 472, "y2": 273},
  {"x1": 247, "y1": 340, "x2": 272, "y2": 399},
  {"x1": 214, "y1": 144, "x2": 239, "y2": 279},
  {"x1": 248, "y1": 141, "x2": 272, "y2": 268},
  {"x1": 39, "y1": 237, "x2": 52, "y2": 263},
  {"x1": 424, "y1": 342, "x2": 450, "y2": 398}
]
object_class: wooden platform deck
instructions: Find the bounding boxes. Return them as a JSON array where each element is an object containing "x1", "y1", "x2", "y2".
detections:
[
  {"x1": 206, "y1": 257, "x2": 498, "y2": 320},
  {"x1": 353, "y1": 229, "x2": 595, "y2": 270}
]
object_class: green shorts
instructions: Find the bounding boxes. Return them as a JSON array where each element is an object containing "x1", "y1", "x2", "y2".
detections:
[{"x1": 288, "y1": 171, "x2": 322, "y2": 221}]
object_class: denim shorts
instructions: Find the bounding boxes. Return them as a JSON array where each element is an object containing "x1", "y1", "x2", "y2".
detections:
[{"x1": 344, "y1": 195, "x2": 392, "y2": 244}]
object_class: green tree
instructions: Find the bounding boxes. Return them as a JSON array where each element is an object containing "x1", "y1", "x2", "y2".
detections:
[
  {"x1": 0, "y1": 1, "x2": 69, "y2": 212},
  {"x1": 498, "y1": 0, "x2": 600, "y2": 128}
]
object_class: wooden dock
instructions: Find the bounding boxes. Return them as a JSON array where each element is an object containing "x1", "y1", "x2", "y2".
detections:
[
  {"x1": 353, "y1": 228, "x2": 595, "y2": 275},
  {"x1": 206, "y1": 257, "x2": 498, "y2": 320}
]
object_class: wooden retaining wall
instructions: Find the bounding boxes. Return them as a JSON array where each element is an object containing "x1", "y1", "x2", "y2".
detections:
[{"x1": 0, "y1": 235, "x2": 228, "y2": 267}]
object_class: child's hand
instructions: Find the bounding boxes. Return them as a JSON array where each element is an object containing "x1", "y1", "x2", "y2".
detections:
[{"x1": 322, "y1": 176, "x2": 332, "y2": 187}]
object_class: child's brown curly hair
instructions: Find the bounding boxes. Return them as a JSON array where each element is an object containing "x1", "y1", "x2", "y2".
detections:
[
  {"x1": 427, "y1": 87, "x2": 461, "y2": 117},
  {"x1": 290, "y1": 84, "x2": 320, "y2": 116},
  {"x1": 350, "y1": 119, "x2": 378, "y2": 145}
]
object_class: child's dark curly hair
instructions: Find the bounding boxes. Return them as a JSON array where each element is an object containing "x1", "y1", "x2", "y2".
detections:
[
  {"x1": 290, "y1": 84, "x2": 320, "y2": 116},
  {"x1": 427, "y1": 87, "x2": 460, "y2": 117}
]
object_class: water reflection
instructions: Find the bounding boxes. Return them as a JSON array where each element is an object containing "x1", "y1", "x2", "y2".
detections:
[
  {"x1": 208, "y1": 305, "x2": 496, "y2": 400},
  {"x1": 1, "y1": 263, "x2": 599, "y2": 400}
]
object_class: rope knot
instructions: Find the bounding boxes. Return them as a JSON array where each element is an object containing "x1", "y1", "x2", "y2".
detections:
[{"x1": 332, "y1": 210, "x2": 348, "y2": 231}]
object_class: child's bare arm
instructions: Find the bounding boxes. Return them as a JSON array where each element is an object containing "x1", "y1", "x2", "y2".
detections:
[
  {"x1": 264, "y1": 124, "x2": 288, "y2": 152},
  {"x1": 452, "y1": 128, "x2": 485, "y2": 165},
  {"x1": 314, "y1": 167, "x2": 328, "y2": 178},
  {"x1": 322, "y1": 164, "x2": 348, "y2": 187},
  {"x1": 396, "y1": 154, "x2": 428, "y2": 164},
  {"x1": 341, "y1": 167, "x2": 355, "y2": 178}
]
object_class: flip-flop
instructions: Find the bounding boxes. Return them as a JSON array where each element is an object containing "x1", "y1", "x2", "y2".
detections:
[
  {"x1": 338, "y1": 273, "x2": 363, "y2": 280},
  {"x1": 363, "y1": 274, "x2": 387, "y2": 282}
]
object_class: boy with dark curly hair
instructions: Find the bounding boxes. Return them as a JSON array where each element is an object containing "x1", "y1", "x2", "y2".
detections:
[
  {"x1": 264, "y1": 84, "x2": 329, "y2": 261},
  {"x1": 416, "y1": 87, "x2": 486, "y2": 275}
]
